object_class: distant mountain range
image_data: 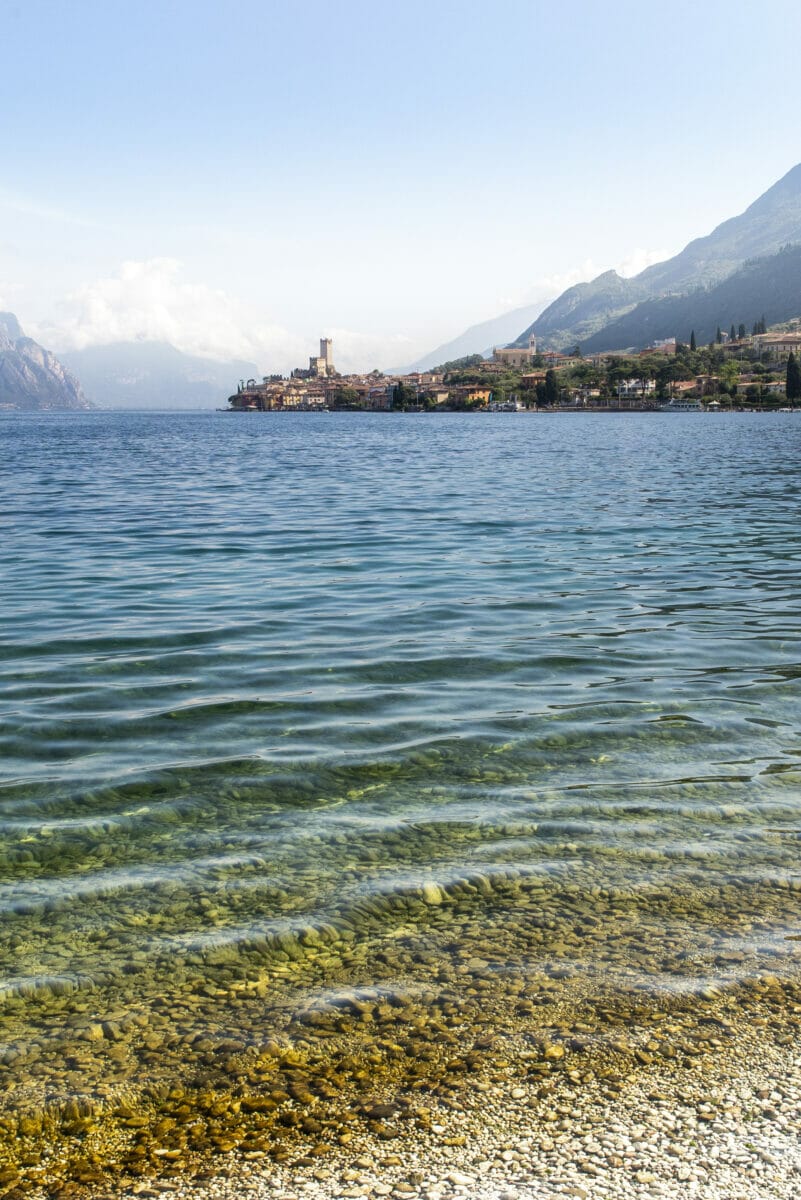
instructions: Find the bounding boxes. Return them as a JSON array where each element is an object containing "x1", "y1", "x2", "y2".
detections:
[
  {"x1": 399, "y1": 302, "x2": 545, "y2": 374},
  {"x1": 59, "y1": 341, "x2": 259, "y2": 409},
  {"x1": 407, "y1": 162, "x2": 801, "y2": 367},
  {"x1": 8, "y1": 163, "x2": 801, "y2": 401},
  {"x1": 0, "y1": 313, "x2": 90, "y2": 411}
]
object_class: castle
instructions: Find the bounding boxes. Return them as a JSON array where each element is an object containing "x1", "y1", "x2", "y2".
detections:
[{"x1": 309, "y1": 337, "x2": 335, "y2": 378}]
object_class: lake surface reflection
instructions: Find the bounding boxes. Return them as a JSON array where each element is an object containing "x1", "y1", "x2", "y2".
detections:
[{"x1": 1, "y1": 409, "x2": 801, "y2": 1116}]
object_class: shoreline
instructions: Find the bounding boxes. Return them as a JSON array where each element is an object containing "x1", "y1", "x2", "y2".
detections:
[
  {"x1": 4, "y1": 973, "x2": 801, "y2": 1199},
  {"x1": 220, "y1": 405, "x2": 796, "y2": 414},
  {"x1": 182, "y1": 995, "x2": 801, "y2": 1200}
]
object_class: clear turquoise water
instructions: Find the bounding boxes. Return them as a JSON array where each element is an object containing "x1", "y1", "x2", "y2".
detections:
[{"x1": 2, "y1": 410, "x2": 801, "y2": 1108}]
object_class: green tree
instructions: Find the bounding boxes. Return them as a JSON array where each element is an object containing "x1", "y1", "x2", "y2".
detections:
[
  {"x1": 606, "y1": 357, "x2": 640, "y2": 390},
  {"x1": 720, "y1": 360, "x2": 740, "y2": 395},
  {"x1": 544, "y1": 369, "x2": 560, "y2": 406},
  {"x1": 690, "y1": 330, "x2": 697, "y2": 352},
  {"x1": 716, "y1": 326, "x2": 723, "y2": 344},
  {"x1": 434, "y1": 354, "x2": 484, "y2": 374},
  {"x1": 738, "y1": 324, "x2": 746, "y2": 340},
  {"x1": 333, "y1": 386, "x2": 360, "y2": 408},
  {"x1": 730, "y1": 324, "x2": 736, "y2": 342},
  {"x1": 786, "y1": 352, "x2": 801, "y2": 403}
]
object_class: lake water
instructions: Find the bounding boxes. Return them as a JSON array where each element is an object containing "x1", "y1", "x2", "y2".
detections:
[{"x1": 2, "y1": 410, "x2": 801, "y2": 1135}]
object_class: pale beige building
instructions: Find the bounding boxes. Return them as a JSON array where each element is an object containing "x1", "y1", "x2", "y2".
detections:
[
  {"x1": 493, "y1": 335, "x2": 537, "y2": 369},
  {"x1": 753, "y1": 333, "x2": 801, "y2": 360}
]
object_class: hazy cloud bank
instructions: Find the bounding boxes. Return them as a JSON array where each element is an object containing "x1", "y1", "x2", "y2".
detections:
[
  {"x1": 34, "y1": 259, "x2": 415, "y2": 376},
  {"x1": 31, "y1": 247, "x2": 670, "y2": 377}
]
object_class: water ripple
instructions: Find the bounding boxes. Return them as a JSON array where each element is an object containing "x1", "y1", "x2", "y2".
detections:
[{"x1": 1, "y1": 409, "x2": 801, "y2": 1090}]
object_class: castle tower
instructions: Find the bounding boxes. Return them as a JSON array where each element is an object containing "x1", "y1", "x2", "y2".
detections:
[{"x1": 320, "y1": 338, "x2": 333, "y2": 374}]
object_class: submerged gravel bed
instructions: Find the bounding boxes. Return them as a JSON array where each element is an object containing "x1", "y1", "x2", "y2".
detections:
[
  {"x1": 4, "y1": 976, "x2": 789, "y2": 1200},
  {"x1": 120, "y1": 1029, "x2": 800, "y2": 1200}
]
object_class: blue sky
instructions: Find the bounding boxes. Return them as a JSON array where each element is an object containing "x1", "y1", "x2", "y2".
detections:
[{"x1": 3, "y1": 0, "x2": 801, "y2": 371}]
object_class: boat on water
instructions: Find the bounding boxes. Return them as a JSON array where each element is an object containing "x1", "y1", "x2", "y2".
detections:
[{"x1": 658, "y1": 398, "x2": 703, "y2": 412}]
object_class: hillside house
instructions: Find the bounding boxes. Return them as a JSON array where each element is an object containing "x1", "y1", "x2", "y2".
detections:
[{"x1": 753, "y1": 333, "x2": 801, "y2": 360}]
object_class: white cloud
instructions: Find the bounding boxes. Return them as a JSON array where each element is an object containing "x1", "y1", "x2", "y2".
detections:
[
  {"x1": 531, "y1": 259, "x2": 605, "y2": 298},
  {"x1": 34, "y1": 258, "x2": 305, "y2": 371},
  {"x1": 617, "y1": 247, "x2": 671, "y2": 278},
  {"x1": 487, "y1": 261, "x2": 606, "y2": 322},
  {"x1": 30, "y1": 248, "x2": 676, "y2": 379},
  {"x1": 33, "y1": 259, "x2": 420, "y2": 375},
  {"x1": 533, "y1": 249, "x2": 672, "y2": 291},
  {"x1": 490, "y1": 247, "x2": 673, "y2": 320},
  {"x1": 325, "y1": 327, "x2": 414, "y2": 375},
  {"x1": 0, "y1": 276, "x2": 25, "y2": 310}
]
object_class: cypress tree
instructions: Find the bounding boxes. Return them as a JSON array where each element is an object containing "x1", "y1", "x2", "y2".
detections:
[
  {"x1": 544, "y1": 369, "x2": 559, "y2": 406},
  {"x1": 716, "y1": 326, "x2": 723, "y2": 344},
  {"x1": 690, "y1": 330, "x2": 697, "y2": 352},
  {"x1": 786, "y1": 352, "x2": 801, "y2": 403},
  {"x1": 730, "y1": 324, "x2": 736, "y2": 342},
  {"x1": 738, "y1": 323, "x2": 746, "y2": 340}
]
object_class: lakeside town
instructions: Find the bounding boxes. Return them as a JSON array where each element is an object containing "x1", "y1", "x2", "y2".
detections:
[{"x1": 227, "y1": 326, "x2": 801, "y2": 414}]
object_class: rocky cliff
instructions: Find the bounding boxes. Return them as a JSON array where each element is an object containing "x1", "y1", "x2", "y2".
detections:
[{"x1": 0, "y1": 313, "x2": 91, "y2": 410}]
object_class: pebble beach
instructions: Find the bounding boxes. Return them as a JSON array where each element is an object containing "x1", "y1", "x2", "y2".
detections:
[
  {"x1": 5, "y1": 968, "x2": 801, "y2": 1199},
  {"x1": 180, "y1": 1052, "x2": 801, "y2": 1200},
  {"x1": 111, "y1": 982, "x2": 801, "y2": 1200}
]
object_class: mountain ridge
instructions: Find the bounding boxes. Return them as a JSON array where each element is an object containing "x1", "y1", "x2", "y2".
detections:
[
  {"x1": 512, "y1": 162, "x2": 801, "y2": 351},
  {"x1": 396, "y1": 301, "x2": 547, "y2": 374},
  {"x1": 59, "y1": 341, "x2": 260, "y2": 409},
  {"x1": 0, "y1": 313, "x2": 90, "y2": 411},
  {"x1": 405, "y1": 163, "x2": 801, "y2": 366},
  {"x1": 579, "y1": 242, "x2": 801, "y2": 354}
]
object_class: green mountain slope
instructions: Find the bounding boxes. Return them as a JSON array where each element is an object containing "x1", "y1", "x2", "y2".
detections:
[
  {"x1": 511, "y1": 270, "x2": 646, "y2": 349},
  {"x1": 640, "y1": 162, "x2": 801, "y2": 292},
  {"x1": 579, "y1": 244, "x2": 801, "y2": 353},
  {"x1": 512, "y1": 162, "x2": 801, "y2": 350}
]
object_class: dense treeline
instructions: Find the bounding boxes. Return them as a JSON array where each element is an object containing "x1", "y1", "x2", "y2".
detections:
[
  {"x1": 419, "y1": 340, "x2": 797, "y2": 407},
  {"x1": 429, "y1": 354, "x2": 485, "y2": 374}
]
